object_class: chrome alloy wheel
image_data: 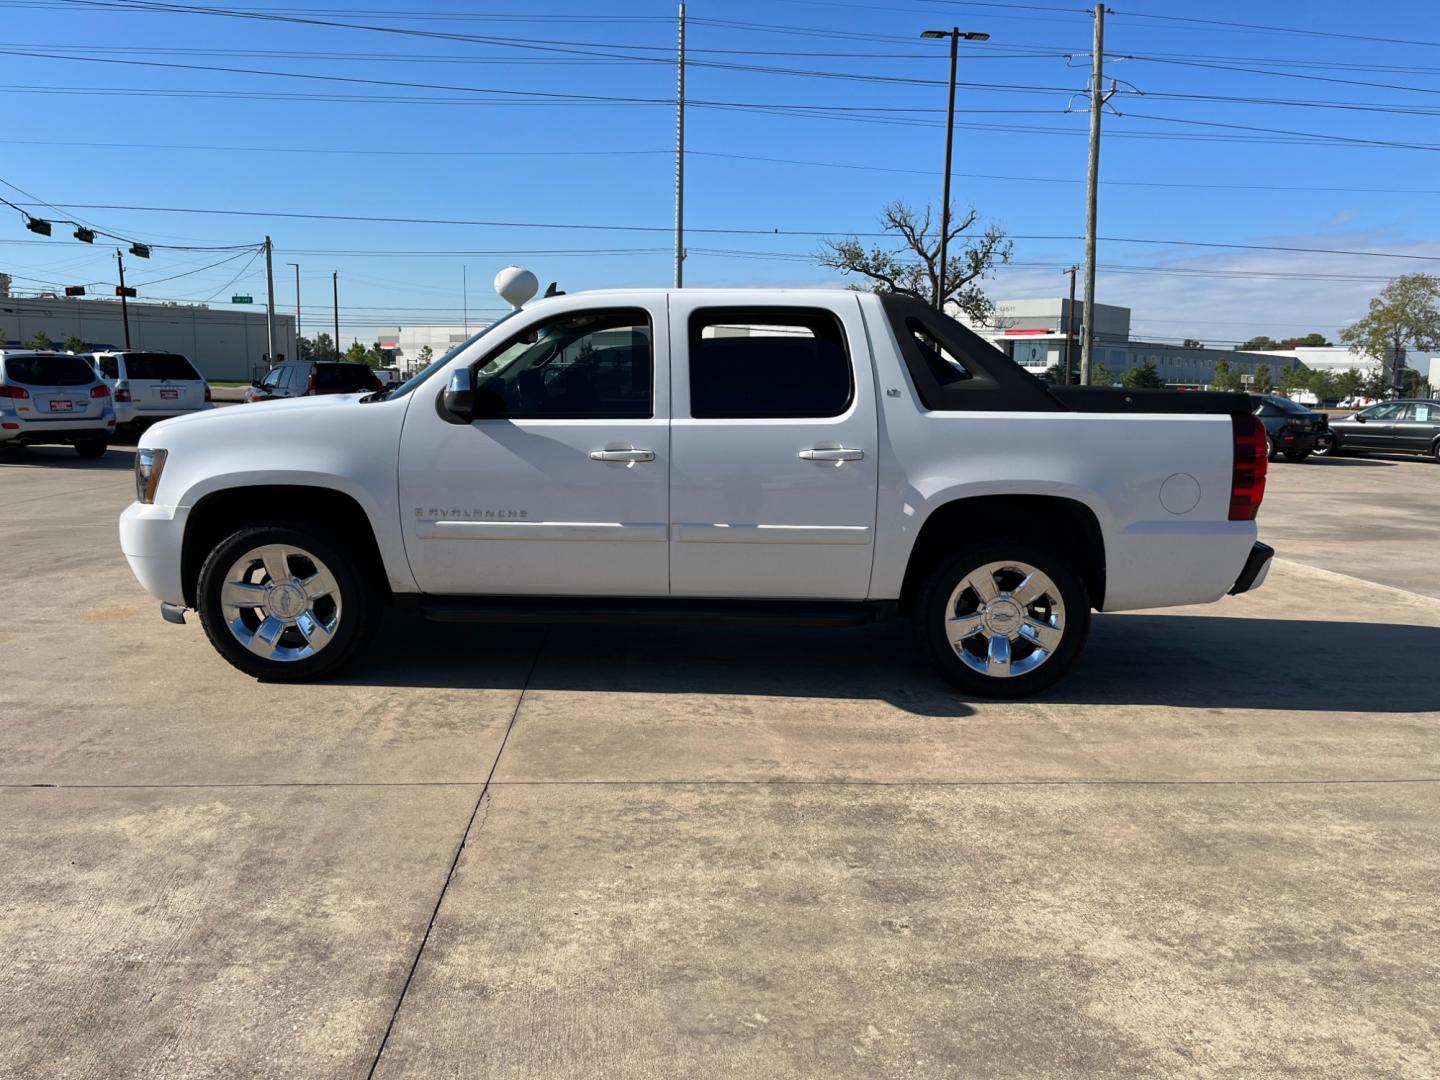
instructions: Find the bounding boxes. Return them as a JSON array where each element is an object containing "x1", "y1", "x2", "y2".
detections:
[
  {"x1": 220, "y1": 544, "x2": 342, "y2": 662},
  {"x1": 943, "y1": 560, "x2": 1066, "y2": 679}
]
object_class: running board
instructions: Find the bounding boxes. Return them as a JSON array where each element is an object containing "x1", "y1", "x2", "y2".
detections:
[{"x1": 408, "y1": 595, "x2": 898, "y2": 628}]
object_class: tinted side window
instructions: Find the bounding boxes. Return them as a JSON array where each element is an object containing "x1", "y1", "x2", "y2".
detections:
[
  {"x1": 688, "y1": 307, "x2": 852, "y2": 419},
  {"x1": 98, "y1": 356, "x2": 119, "y2": 380},
  {"x1": 260, "y1": 368, "x2": 283, "y2": 389},
  {"x1": 1366, "y1": 403, "x2": 1403, "y2": 420},
  {"x1": 124, "y1": 353, "x2": 200, "y2": 380},
  {"x1": 4, "y1": 355, "x2": 96, "y2": 386},
  {"x1": 472, "y1": 309, "x2": 653, "y2": 420},
  {"x1": 316, "y1": 364, "x2": 376, "y2": 392}
]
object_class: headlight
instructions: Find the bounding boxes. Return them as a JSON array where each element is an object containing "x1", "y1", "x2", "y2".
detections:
[{"x1": 135, "y1": 448, "x2": 168, "y2": 504}]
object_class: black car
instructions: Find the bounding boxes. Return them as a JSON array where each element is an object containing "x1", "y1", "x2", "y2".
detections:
[
  {"x1": 1248, "y1": 394, "x2": 1332, "y2": 462},
  {"x1": 1324, "y1": 399, "x2": 1440, "y2": 462}
]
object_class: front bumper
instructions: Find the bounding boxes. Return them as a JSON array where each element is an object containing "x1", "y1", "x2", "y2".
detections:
[
  {"x1": 119, "y1": 501, "x2": 189, "y2": 607},
  {"x1": 1229, "y1": 541, "x2": 1275, "y2": 595}
]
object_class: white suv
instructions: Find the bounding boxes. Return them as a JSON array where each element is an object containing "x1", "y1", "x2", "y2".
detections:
[
  {"x1": 90, "y1": 351, "x2": 212, "y2": 428},
  {"x1": 0, "y1": 350, "x2": 116, "y2": 456}
]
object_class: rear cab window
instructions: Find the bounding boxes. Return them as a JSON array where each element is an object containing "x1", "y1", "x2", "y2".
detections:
[
  {"x1": 4, "y1": 354, "x2": 97, "y2": 386},
  {"x1": 687, "y1": 307, "x2": 852, "y2": 419},
  {"x1": 316, "y1": 364, "x2": 377, "y2": 392},
  {"x1": 122, "y1": 353, "x2": 201, "y2": 380}
]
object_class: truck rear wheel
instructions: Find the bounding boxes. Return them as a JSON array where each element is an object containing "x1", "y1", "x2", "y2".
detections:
[
  {"x1": 916, "y1": 540, "x2": 1090, "y2": 699},
  {"x1": 196, "y1": 523, "x2": 379, "y2": 682}
]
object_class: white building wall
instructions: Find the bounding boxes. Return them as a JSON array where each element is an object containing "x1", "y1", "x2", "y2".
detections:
[{"x1": 1, "y1": 296, "x2": 294, "y2": 381}]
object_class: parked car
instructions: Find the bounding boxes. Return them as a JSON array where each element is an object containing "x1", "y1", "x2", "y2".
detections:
[
  {"x1": 1324, "y1": 399, "x2": 1440, "y2": 461},
  {"x1": 89, "y1": 350, "x2": 212, "y2": 429},
  {"x1": 0, "y1": 350, "x2": 115, "y2": 456},
  {"x1": 243, "y1": 360, "x2": 382, "y2": 403},
  {"x1": 120, "y1": 286, "x2": 1272, "y2": 697},
  {"x1": 1248, "y1": 393, "x2": 1331, "y2": 462},
  {"x1": 375, "y1": 366, "x2": 403, "y2": 387}
]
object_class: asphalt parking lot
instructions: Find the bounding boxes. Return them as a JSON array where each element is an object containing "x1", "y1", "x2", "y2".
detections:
[{"x1": 3, "y1": 443, "x2": 1438, "y2": 1079}]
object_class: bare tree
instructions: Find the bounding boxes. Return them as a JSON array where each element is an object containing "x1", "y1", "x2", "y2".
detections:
[{"x1": 816, "y1": 200, "x2": 1012, "y2": 322}]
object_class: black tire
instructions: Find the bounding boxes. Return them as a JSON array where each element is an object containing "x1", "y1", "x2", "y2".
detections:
[
  {"x1": 196, "y1": 523, "x2": 379, "y2": 682},
  {"x1": 1283, "y1": 449, "x2": 1311, "y2": 462},
  {"x1": 1266, "y1": 437, "x2": 1279, "y2": 462},
  {"x1": 916, "y1": 539, "x2": 1091, "y2": 699},
  {"x1": 74, "y1": 438, "x2": 108, "y2": 459},
  {"x1": 1431, "y1": 438, "x2": 1440, "y2": 464}
]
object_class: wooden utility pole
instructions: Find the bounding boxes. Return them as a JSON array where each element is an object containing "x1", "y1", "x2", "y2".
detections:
[
  {"x1": 673, "y1": 2, "x2": 686, "y2": 288},
  {"x1": 332, "y1": 272, "x2": 340, "y2": 361},
  {"x1": 115, "y1": 249, "x2": 131, "y2": 349},
  {"x1": 1080, "y1": 4, "x2": 1113, "y2": 386}
]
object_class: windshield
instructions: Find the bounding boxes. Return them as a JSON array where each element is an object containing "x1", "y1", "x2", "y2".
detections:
[
  {"x1": 5, "y1": 354, "x2": 97, "y2": 386},
  {"x1": 380, "y1": 310, "x2": 522, "y2": 400},
  {"x1": 124, "y1": 353, "x2": 201, "y2": 381},
  {"x1": 1265, "y1": 395, "x2": 1309, "y2": 415}
]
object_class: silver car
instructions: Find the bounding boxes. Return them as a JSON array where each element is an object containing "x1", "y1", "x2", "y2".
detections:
[{"x1": 0, "y1": 350, "x2": 116, "y2": 457}]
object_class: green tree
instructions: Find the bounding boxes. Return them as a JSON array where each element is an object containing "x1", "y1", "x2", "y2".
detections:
[
  {"x1": 416, "y1": 344, "x2": 434, "y2": 366},
  {"x1": 1182, "y1": 338, "x2": 1201, "y2": 349},
  {"x1": 1340, "y1": 273, "x2": 1440, "y2": 392},
  {"x1": 27, "y1": 329, "x2": 52, "y2": 350},
  {"x1": 1121, "y1": 359, "x2": 1165, "y2": 389},
  {"x1": 817, "y1": 200, "x2": 1012, "y2": 321},
  {"x1": 1278, "y1": 332, "x2": 1331, "y2": 348},
  {"x1": 344, "y1": 339, "x2": 369, "y2": 364},
  {"x1": 1278, "y1": 365, "x2": 1306, "y2": 393},
  {"x1": 1238, "y1": 335, "x2": 1278, "y2": 351},
  {"x1": 62, "y1": 334, "x2": 85, "y2": 353},
  {"x1": 1253, "y1": 364, "x2": 1271, "y2": 392},
  {"x1": 1360, "y1": 365, "x2": 1391, "y2": 399},
  {"x1": 304, "y1": 332, "x2": 335, "y2": 360},
  {"x1": 1212, "y1": 360, "x2": 1243, "y2": 391},
  {"x1": 1308, "y1": 369, "x2": 1336, "y2": 403},
  {"x1": 1335, "y1": 367, "x2": 1364, "y2": 401},
  {"x1": 1090, "y1": 360, "x2": 1115, "y2": 386}
]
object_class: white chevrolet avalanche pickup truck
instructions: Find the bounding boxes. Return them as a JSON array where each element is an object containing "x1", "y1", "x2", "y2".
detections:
[{"x1": 119, "y1": 286, "x2": 1273, "y2": 697}]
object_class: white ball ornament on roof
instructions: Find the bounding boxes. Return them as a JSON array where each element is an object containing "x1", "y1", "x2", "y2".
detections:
[{"x1": 494, "y1": 266, "x2": 539, "y2": 309}]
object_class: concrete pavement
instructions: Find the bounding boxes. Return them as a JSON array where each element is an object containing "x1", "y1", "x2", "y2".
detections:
[{"x1": 2, "y1": 443, "x2": 1438, "y2": 1078}]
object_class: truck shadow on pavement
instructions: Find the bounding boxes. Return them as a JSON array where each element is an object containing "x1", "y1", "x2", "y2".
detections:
[{"x1": 342, "y1": 610, "x2": 1440, "y2": 716}]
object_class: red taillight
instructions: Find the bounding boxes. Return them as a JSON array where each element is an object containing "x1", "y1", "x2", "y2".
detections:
[
  {"x1": 115, "y1": 384, "x2": 132, "y2": 403},
  {"x1": 1229, "y1": 412, "x2": 1268, "y2": 521},
  {"x1": 306, "y1": 369, "x2": 317, "y2": 394},
  {"x1": 0, "y1": 384, "x2": 30, "y2": 399},
  {"x1": 91, "y1": 383, "x2": 111, "y2": 398}
]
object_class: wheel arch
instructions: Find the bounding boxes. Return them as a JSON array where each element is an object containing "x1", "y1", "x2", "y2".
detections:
[
  {"x1": 897, "y1": 494, "x2": 1107, "y2": 614},
  {"x1": 181, "y1": 484, "x2": 390, "y2": 609}
]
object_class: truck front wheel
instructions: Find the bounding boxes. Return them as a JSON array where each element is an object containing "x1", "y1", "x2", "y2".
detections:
[
  {"x1": 196, "y1": 523, "x2": 379, "y2": 682},
  {"x1": 916, "y1": 540, "x2": 1091, "y2": 698}
]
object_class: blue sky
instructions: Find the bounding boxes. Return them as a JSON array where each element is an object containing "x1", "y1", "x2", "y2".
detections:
[{"x1": 3, "y1": 0, "x2": 1439, "y2": 347}]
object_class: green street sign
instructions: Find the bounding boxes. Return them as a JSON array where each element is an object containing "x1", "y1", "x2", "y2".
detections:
[{"x1": 231, "y1": 294, "x2": 254, "y2": 304}]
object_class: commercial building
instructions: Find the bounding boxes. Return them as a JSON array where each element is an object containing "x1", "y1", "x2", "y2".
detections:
[
  {"x1": 965, "y1": 298, "x2": 1300, "y2": 387},
  {"x1": 0, "y1": 294, "x2": 295, "y2": 382}
]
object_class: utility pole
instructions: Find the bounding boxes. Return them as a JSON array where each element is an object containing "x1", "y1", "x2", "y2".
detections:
[
  {"x1": 673, "y1": 2, "x2": 686, "y2": 288},
  {"x1": 463, "y1": 265, "x2": 469, "y2": 334},
  {"x1": 287, "y1": 262, "x2": 300, "y2": 356},
  {"x1": 1064, "y1": 264, "x2": 1078, "y2": 383},
  {"x1": 922, "y1": 27, "x2": 989, "y2": 312},
  {"x1": 115, "y1": 249, "x2": 131, "y2": 349},
  {"x1": 263, "y1": 236, "x2": 276, "y2": 365},
  {"x1": 1080, "y1": 4, "x2": 1113, "y2": 386},
  {"x1": 332, "y1": 272, "x2": 341, "y2": 361}
]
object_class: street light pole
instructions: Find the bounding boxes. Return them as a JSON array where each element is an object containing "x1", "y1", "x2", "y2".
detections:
[
  {"x1": 922, "y1": 27, "x2": 989, "y2": 313},
  {"x1": 115, "y1": 249, "x2": 131, "y2": 349},
  {"x1": 332, "y1": 271, "x2": 341, "y2": 361},
  {"x1": 263, "y1": 235, "x2": 276, "y2": 365}
]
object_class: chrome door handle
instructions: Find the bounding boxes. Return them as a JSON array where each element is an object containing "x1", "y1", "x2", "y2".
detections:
[
  {"x1": 799, "y1": 447, "x2": 864, "y2": 462},
  {"x1": 589, "y1": 448, "x2": 655, "y2": 462}
]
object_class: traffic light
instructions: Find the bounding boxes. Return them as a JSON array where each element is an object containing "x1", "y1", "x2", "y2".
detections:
[
  {"x1": 74, "y1": 227, "x2": 96, "y2": 244},
  {"x1": 129, "y1": 243, "x2": 151, "y2": 259},
  {"x1": 115, "y1": 286, "x2": 137, "y2": 298},
  {"x1": 24, "y1": 217, "x2": 51, "y2": 236},
  {"x1": 65, "y1": 286, "x2": 86, "y2": 297}
]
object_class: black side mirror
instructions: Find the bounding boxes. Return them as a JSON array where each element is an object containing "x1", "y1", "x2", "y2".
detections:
[
  {"x1": 1354, "y1": 413, "x2": 1367, "y2": 423},
  {"x1": 439, "y1": 367, "x2": 473, "y2": 424}
]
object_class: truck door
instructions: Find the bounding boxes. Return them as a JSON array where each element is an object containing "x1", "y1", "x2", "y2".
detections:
[
  {"x1": 667, "y1": 296, "x2": 879, "y2": 599},
  {"x1": 398, "y1": 301, "x2": 670, "y2": 596}
]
